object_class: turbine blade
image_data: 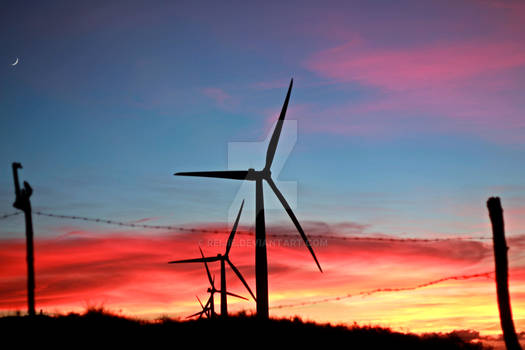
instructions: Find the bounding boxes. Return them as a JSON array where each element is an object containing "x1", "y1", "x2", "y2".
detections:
[
  {"x1": 204, "y1": 295, "x2": 212, "y2": 310},
  {"x1": 225, "y1": 199, "x2": 245, "y2": 256},
  {"x1": 196, "y1": 295, "x2": 205, "y2": 310},
  {"x1": 206, "y1": 293, "x2": 214, "y2": 317},
  {"x1": 266, "y1": 177, "x2": 323, "y2": 272},
  {"x1": 186, "y1": 310, "x2": 205, "y2": 319},
  {"x1": 168, "y1": 256, "x2": 217, "y2": 264},
  {"x1": 200, "y1": 247, "x2": 214, "y2": 287},
  {"x1": 225, "y1": 291, "x2": 248, "y2": 300},
  {"x1": 265, "y1": 78, "x2": 293, "y2": 170},
  {"x1": 175, "y1": 171, "x2": 249, "y2": 180},
  {"x1": 227, "y1": 258, "x2": 257, "y2": 301}
]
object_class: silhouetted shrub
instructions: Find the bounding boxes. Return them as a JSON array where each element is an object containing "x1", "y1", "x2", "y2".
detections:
[{"x1": 0, "y1": 312, "x2": 489, "y2": 349}]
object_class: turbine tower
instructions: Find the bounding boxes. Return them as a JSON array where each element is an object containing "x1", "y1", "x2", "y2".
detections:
[
  {"x1": 174, "y1": 79, "x2": 322, "y2": 318},
  {"x1": 169, "y1": 201, "x2": 254, "y2": 317}
]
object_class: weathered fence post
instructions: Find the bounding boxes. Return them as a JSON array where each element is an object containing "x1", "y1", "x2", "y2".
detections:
[
  {"x1": 12, "y1": 162, "x2": 36, "y2": 317},
  {"x1": 487, "y1": 197, "x2": 522, "y2": 350}
]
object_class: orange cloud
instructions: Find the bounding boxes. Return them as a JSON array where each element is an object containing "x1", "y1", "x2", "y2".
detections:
[{"x1": 1, "y1": 221, "x2": 524, "y2": 336}]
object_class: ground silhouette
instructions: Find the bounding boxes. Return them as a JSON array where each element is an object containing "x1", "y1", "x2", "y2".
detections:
[{"x1": 1, "y1": 308, "x2": 489, "y2": 349}]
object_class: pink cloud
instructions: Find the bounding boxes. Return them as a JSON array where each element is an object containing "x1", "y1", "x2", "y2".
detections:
[
  {"x1": 202, "y1": 87, "x2": 232, "y2": 107},
  {"x1": 306, "y1": 40, "x2": 525, "y2": 91},
  {"x1": 128, "y1": 217, "x2": 161, "y2": 224},
  {"x1": 300, "y1": 35, "x2": 525, "y2": 142}
]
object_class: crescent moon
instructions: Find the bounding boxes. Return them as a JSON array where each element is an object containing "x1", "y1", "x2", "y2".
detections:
[{"x1": 11, "y1": 58, "x2": 19, "y2": 66}]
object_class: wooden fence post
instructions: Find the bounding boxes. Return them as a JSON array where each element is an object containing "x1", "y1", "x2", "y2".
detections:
[
  {"x1": 487, "y1": 197, "x2": 522, "y2": 350},
  {"x1": 12, "y1": 162, "x2": 36, "y2": 317}
]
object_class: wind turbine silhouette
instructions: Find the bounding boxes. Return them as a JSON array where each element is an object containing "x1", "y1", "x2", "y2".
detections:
[
  {"x1": 187, "y1": 295, "x2": 211, "y2": 319},
  {"x1": 175, "y1": 79, "x2": 322, "y2": 318},
  {"x1": 185, "y1": 252, "x2": 247, "y2": 319},
  {"x1": 169, "y1": 200, "x2": 254, "y2": 317},
  {"x1": 201, "y1": 269, "x2": 218, "y2": 319}
]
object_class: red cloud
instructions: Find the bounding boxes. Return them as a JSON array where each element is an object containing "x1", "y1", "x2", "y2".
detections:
[
  {"x1": 4, "y1": 221, "x2": 525, "y2": 336},
  {"x1": 0, "y1": 221, "x2": 507, "y2": 317}
]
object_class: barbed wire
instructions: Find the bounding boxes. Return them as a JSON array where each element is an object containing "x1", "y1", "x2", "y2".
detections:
[
  {"x1": 33, "y1": 211, "x2": 210, "y2": 232},
  {"x1": 2, "y1": 211, "x2": 500, "y2": 311},
  {"x1": 31, "y1": 211, "x2": 491, "y2": 242},
  {"x1": 0, "y1": 212, "x2": 22, "y2": 220},
  {"x1": 271, "y1": 234, "x2": 492, "y2": 242},
  {"x1": 270, "y1": 271, "x2": 494, "y2": 309}
]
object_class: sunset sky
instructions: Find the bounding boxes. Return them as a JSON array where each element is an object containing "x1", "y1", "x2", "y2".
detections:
[{"x1": 1, "y1": 0, "x2": 525, "y2": 340}]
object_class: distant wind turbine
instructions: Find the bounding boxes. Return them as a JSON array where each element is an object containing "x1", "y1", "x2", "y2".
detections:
[
  {"x1": 202, "y1": 272, "x2": 218, "y2": 319},
  {"x1": 169, "y1": 200, "x2": 253, "y2": 317},
  {"x1": 187, "y1": 295, "x2": 211, "y2": 319},
  {"x1": 174, "y1": 79, "x2": 322, "y2": 318}
]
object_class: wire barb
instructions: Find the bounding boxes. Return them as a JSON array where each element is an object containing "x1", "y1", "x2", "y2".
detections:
[{"x1": 0, "y1": 212, "x2": 22, "y2": 220}]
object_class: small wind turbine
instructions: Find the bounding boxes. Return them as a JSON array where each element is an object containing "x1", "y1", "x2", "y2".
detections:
[
  {"x1": 204, "y1": 273, "x2": 218, "y2": 319},
  {"x1": 187, "y1": 295, "x2": 211, "y2": 319},
  {"x1": 183, "y1": 253, "x2": 219, "y2": 319},
  {"x1": 169, "y1": 200, "x2": 254, "y2": 317},
  {"x1": 174, "y1": 79, "x2": 322, "y2": 318}
]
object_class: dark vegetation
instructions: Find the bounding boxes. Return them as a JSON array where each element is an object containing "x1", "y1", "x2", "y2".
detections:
[{"x1": 0, "y1": 308, "x2": 489, "y2": 349}]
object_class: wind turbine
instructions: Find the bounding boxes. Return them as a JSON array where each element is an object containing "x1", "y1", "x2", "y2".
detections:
[
  {"x1": 203, "y1": 272, "x2": 217, "y2": 319},
  {"x1": 187, "y1": 295, "x2": 211, "y2": 319},
  {"x1": 174, "y1": 79, "x2": 322, "y2": 318},
  {"x1": 169, "y1": 200, "x2": 254, "y2": 317},
  {"x1": 179, "y1": 250, "x2": 219, "y2": 319}
]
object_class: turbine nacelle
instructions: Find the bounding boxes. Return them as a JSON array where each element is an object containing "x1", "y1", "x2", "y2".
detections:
[{"x1": 247, "y1": 168, "x2": 271, "y2": 181}]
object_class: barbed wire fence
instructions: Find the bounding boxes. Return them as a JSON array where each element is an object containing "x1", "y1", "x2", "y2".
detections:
[
  {"x1": 0, "y1": 212, "x2": 21, "y2": 220},
  {"x1": 270, "y1": 271, "x2": 494, "y2": 309},
  {"x1": 1, "y1": 209, "x2": 497, "y2": 311},
  {"x1": 1, "y1": 210, "x2": 492, "y2": 242}
]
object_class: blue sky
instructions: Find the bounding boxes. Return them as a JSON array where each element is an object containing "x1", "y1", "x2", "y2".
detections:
[{"x1": 1, "y1": 0, "x2": 524, "y2": 239}]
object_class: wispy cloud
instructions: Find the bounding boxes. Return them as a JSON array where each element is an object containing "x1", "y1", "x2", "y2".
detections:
[
  {"x1": 299, "y1": 3, "x2": 525, "y2": 142},
  {"x1": 0, "y1": 220, "x2": 501, "y2": 314},
  {"x1": 202, "y1": 87, "x2": 233, "y2": 108},
  {"x1": 306, "y1": 40, "x2": 525, "y2": 91}
]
